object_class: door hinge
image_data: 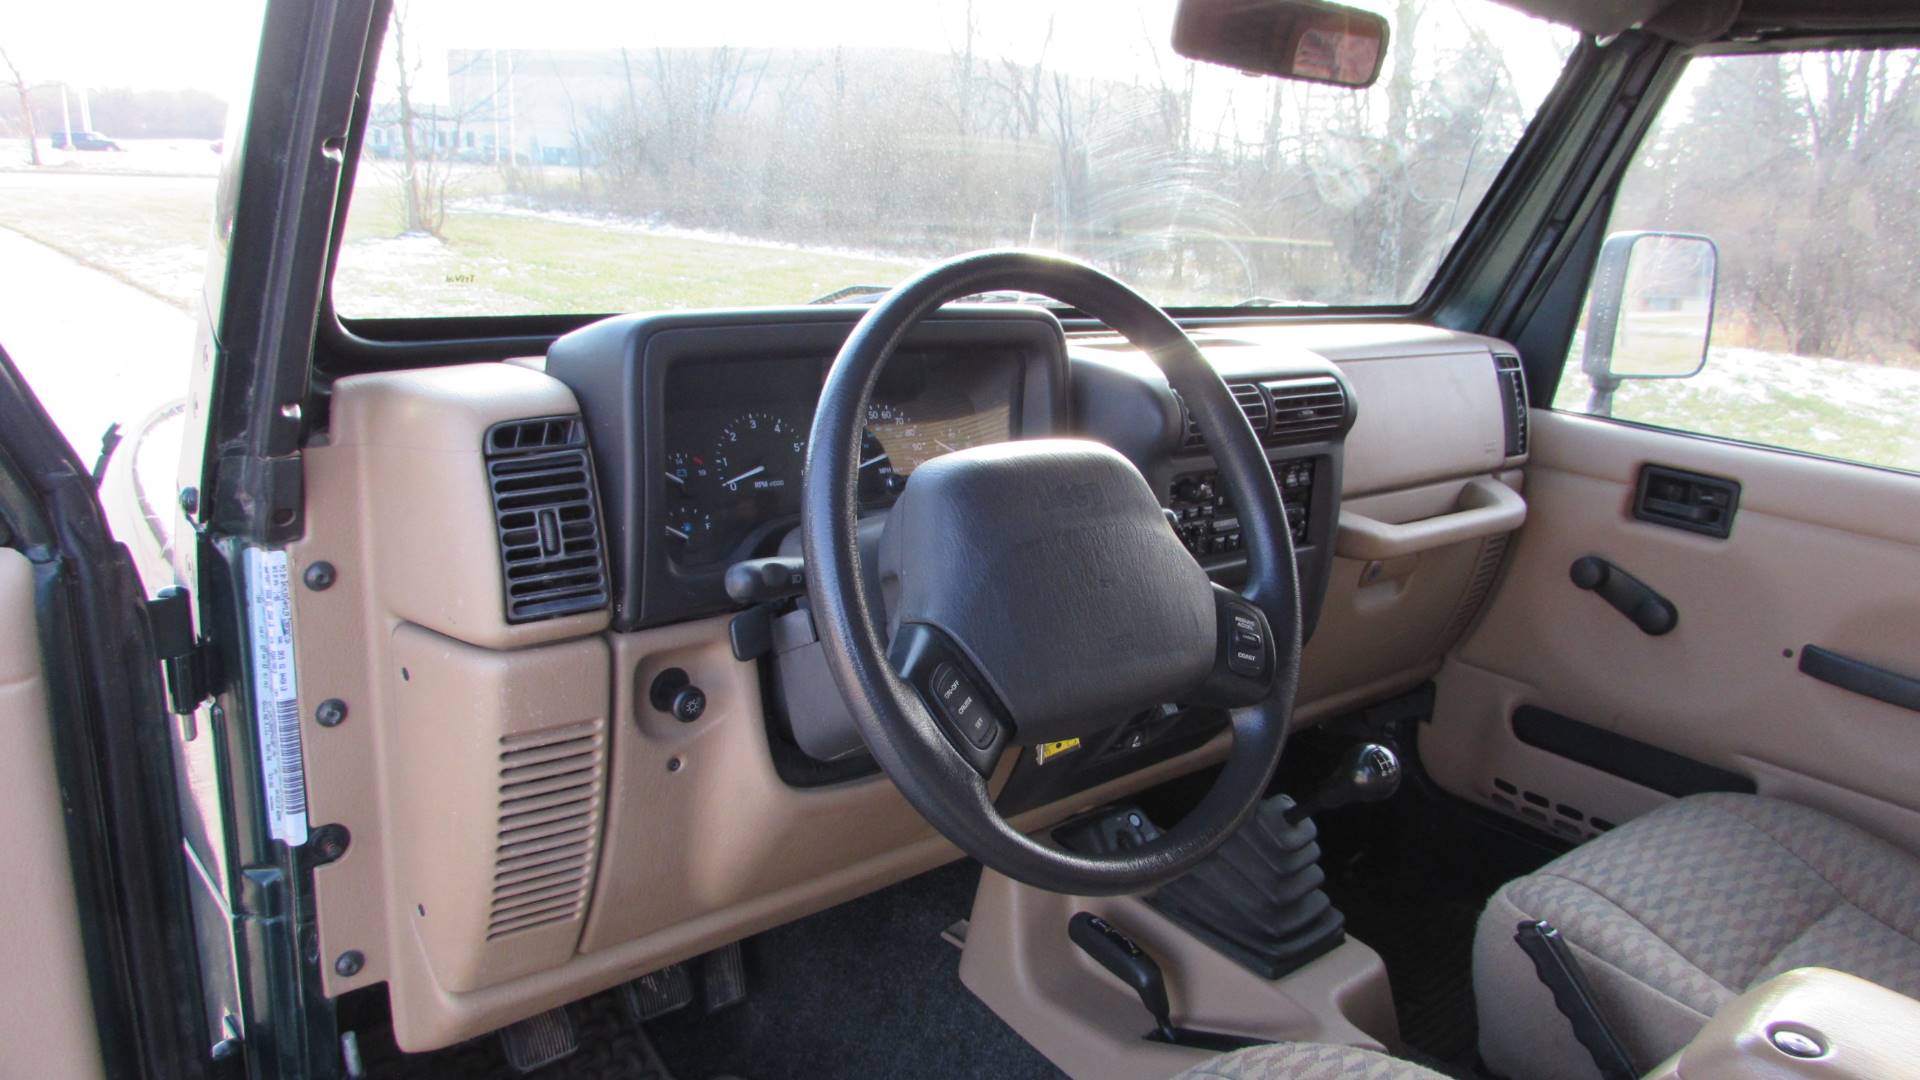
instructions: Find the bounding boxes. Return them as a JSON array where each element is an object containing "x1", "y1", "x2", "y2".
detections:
[{"x1": 148, "y1": 586, "x2": 220, "y2": 714}]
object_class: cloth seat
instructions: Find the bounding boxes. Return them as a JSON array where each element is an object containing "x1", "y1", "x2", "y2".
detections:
[
  {"x1": 1474, "y1": 792, "x2": 1920, "y2": 1080},
  {"x1": 1172, "y1": 1042, "x2": 1448, "y2": 1079}
]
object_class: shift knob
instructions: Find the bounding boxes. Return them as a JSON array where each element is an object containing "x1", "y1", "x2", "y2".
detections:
[{"x1": 1285, "y1": 742, "x2": 1402, "y2": 825}]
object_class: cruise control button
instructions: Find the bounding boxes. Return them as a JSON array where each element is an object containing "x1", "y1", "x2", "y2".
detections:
[
  {"x1": 931, "y1": 663, "x2": 997, "y2": 749},
  {"x1": 1225, "y1": 604, "x2": 1268, "y2": 678}
]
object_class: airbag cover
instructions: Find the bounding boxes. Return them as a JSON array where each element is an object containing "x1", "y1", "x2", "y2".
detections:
[{"x1": 879, "y1": 439, "x2": 1214, "y2": 743}]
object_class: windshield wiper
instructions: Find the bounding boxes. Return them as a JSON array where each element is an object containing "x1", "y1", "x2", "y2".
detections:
[
  {"x1": 810, "y1": 283, "x2": 1068, "y2": 308},
  {"x1": 1232, "y1": 296, "x2": 1329, "y2": 308},
  {"x1": 810, "y1": 284, "x2": 894, "y2": 305}
]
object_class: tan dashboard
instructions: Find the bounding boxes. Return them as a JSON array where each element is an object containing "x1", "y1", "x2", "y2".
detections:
[{"x1": 294, "y1": 321, "x2": 1528, "y2": 1051}]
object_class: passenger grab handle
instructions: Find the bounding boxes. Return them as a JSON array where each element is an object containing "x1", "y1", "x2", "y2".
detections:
[{"x1": 1335, "y1": 475, "x2": 1525, "y2": 560}]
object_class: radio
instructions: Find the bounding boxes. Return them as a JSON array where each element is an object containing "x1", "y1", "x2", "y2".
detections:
[{"x1": 1168, "y1": 459, "x2": 1314, "y2": 558}]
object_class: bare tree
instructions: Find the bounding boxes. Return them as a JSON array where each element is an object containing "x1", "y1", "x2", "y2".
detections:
[
  {"x1": 387, "y1": 5, "x2": 436, "y2": 234},
  {"x1": 1, "y1": 46, "x2": 41, "y2": 166}
]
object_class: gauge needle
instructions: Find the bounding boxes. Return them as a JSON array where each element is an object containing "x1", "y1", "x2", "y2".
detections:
[
  {"x1": 860, "y1": 453, "x2": 890, "y2": 470},
  {"x1": 934, "y1": 439, "x2": 958, "y2": 453},
  {"x1": 664, "y1": 471, "x2": 685, "y2": 488},
  {"x1": 664, "y1": 525, "x2": 690, "y2": 540},
  {"x1": 724, "y1": 465, "x2": 766, "y2": 488}
]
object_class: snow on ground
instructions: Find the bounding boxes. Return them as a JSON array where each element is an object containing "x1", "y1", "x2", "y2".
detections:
[
  {"x1": 454, "y1": 195, "x2": 922, "y2": 268},
  {"x1": 0, "y1": 228, "x2": 195, "y2": 458}
]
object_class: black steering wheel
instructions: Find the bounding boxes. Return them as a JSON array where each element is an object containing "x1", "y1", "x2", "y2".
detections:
[{"x1": 802, "y1": 250, "x2": 1301, "y2": 896}]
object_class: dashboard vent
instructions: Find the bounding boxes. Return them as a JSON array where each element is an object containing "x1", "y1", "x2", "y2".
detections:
[
  {"x1": 1261, "y1": 376, "x2": 1348, "y2": 445},
  {"x1": 484, "y1": 416, "x2": 610, "y2": 624},
  {"x1": 488, "y1": 718, "x2": 606, "y2": 939},
  {"x1": 1182, "y1": 382, "x2": 1269, "y2": 448},
  {"x1": 1494, "y1": 353, "x2": 1529, "y2": 458}
]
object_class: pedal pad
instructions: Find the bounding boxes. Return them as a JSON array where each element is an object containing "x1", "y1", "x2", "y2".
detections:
[
  {"x1": 701, "y1": 941, "x2": 748, "y2": 1012},
  {"x1": 622, "y1": 962, "x2": 695, "y2": 1022},
  {"x1": 498, "y1": 1006, "x2": 578, "y2": 1074}
]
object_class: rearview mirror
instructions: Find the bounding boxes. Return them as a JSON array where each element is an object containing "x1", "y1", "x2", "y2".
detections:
[
  {"x1": 1578, "y1": 231, "x2": 1718, "y2": 416},
  {"x1": 1172, "y1": 0, "x2": 1391, "y2": 89}
]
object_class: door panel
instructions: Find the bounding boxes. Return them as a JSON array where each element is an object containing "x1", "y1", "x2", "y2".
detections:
[
  {"x1": 1424, "y1": 409, "x2": 1920, "y2": 852},
  {"x1": 0, "y1": 547, "x2": 106, "y2": 1079}
]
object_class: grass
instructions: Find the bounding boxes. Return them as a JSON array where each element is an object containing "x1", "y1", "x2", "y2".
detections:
[
  {"x1": 4, "y1": 168, "x2": 1913, "y2": 474},
  {"x1": 0, "y1": 172, "x2": 216, "y2": 310},
  {"x1": 1552, "y1": 347, "x2": 1920, "y2": 474},
  {"x1": 333, "y1": 179, "x2": 915, "y2": 316}
]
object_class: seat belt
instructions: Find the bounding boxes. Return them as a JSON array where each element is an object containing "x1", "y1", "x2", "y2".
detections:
[{"x1": 1514, "y1": 920, "x2": 1638, "y2": 1080}]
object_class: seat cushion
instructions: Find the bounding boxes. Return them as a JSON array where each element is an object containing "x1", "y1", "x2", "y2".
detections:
[
  {"x1": 1172, "y1": 1042, "x2": 1448, "y2": 1080},
  {"x1": 1474, "y1": 792, "x2": 1920, "y2": 1080}
]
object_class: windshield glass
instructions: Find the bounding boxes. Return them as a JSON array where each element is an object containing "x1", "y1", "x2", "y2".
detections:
[{"x1": 332, "y1": 1, "x2": 1577, "y2": 317}]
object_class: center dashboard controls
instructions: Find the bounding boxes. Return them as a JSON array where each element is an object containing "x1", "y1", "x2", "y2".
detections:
[{"x1": 1168, "y1": 458, "x2": 1314, "y2": 559}]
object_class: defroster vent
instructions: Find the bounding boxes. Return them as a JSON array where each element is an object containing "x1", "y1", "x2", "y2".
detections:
[
  {"x1": 485, "y1": 416, "x2": 610, "y2": 624},
  {"x1": 1494, "y1": 353, "x2": 1529, "y2": 458}
]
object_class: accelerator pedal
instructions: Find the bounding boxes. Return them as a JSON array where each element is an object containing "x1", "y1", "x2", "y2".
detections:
[
  {"x1": 497, "y1": 1005, "x2": 577, "y2": 1074},
  {"x1": 622, "y1": 962, "x2": 695, "y2": 1023},
  {"x1": 701, "y1": 942, "x2": 748, "y2": 1012}
]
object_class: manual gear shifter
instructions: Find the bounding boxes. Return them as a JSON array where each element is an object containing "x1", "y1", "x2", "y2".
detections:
[{"x1": 1283, "y1": 742, "x2": 1402, "y2": 826}]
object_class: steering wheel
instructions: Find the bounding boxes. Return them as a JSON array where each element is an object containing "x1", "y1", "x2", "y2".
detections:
[{"x1": 802, "y1": 250, "x2": 1301, "y2": 896}]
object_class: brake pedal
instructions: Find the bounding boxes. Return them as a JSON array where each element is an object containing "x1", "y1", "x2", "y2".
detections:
[
  {"x1": 497, "y1": 1006, "x2": 578, "y2": 1074},
  {"x1": 622, "y1": 962, "x2": 695, "y2": 1022},
  {"x1": 701, "y1": 941, "x2": 748, "y2": 1012}
]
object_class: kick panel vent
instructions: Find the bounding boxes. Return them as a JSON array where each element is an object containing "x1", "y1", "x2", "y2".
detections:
[
  {"x1": 1261, "y1": 376, "x2": 1348, "y2": 445},
  {"x1": 1181, "y1": 382, "x2": 1269, "y2": 448},
  {"x1": 489, "y1": 718, "x2": 606, "y2": 939},
  {"x1": 484, "y1": 416, "x2": 610, "y2": 624},
  {"x1": 1494, "y1": 353, "x2": 1528, "y2": 458}
]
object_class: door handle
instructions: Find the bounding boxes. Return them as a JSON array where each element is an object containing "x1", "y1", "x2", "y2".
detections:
[
  {"x1": 1570, "y1": 556, "x2": 1677, "y2": 636},
  {"x1": 1798, "y1": 645, "x2": 1920, "y2": 713}
]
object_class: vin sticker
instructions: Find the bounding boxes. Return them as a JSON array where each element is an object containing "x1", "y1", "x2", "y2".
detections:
[{"x1": 246, "y1": 548, "x2": 308, "y2": 846}]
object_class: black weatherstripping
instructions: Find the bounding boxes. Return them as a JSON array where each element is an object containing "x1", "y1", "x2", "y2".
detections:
[
  {"x1": 1799, "y1": 645, "x2": 1920, "y2": 713},
  {"x1": 0, "y1": 345, "x2": 207, "y2": 1077},
  {"x1": 1512, "y1": 706, "x2": 1755, "y2": 797},
  {"x1": 1569, "y1": 555, "x2": 1678, "y2": 636}
]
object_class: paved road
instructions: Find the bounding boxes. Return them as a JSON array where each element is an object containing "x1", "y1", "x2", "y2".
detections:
[{"x1": 0, "y1": 226, "x2": 197, "y2": 461}]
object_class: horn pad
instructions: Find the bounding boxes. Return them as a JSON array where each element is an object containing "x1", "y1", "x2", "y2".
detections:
[{"x1": 878, "y1": 438, "x2": 1216, "y2": 744}]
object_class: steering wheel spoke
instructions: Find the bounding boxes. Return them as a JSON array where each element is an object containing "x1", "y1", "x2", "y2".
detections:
[
  {"x1": 888, "y1": 623, "x2": 1013, "y2": 778},
  {"x1": 1183, "y1": 583, "x2": 1279, "y2": 710}
]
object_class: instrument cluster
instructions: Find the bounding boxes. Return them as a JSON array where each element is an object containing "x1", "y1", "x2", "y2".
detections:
[{"x1": 661, "y1": 349, "x2": 1021, "y2": 566}]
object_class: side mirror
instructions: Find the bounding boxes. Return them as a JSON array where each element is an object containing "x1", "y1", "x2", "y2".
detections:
[
  {"x1": 1172, "y1": 0, "x2": 1391, "y2": 89},
  {"x1": 1579, "y1": 231, "x2": 1718, "y2": 416}
]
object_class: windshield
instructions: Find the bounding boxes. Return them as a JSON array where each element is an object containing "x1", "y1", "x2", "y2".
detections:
[{"x1": 332, "y1": 1, "x2": 1577, "y2": 317}]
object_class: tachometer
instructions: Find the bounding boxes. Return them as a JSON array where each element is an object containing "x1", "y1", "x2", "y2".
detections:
[{"x1": 712, "y1": 411, "x2": 806, "y2": 498}]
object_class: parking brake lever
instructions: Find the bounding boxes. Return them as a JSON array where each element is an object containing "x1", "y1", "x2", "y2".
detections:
[{"x1": 1069, "y1": 912, "x2": 1175, "y2": 1042}]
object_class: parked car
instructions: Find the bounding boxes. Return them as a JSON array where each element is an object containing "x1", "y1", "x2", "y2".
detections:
[{"x1": 51, "y1": 129, "x2": 123, "y2": 151}]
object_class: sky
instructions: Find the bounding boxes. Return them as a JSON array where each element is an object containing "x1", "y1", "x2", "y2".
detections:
[
  {"x1": 0, "y1": 0, "x2": 264, "y2": 96},
  {"x1": 2, "y1": 0, "x2": 1571, "y2": 107}
]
